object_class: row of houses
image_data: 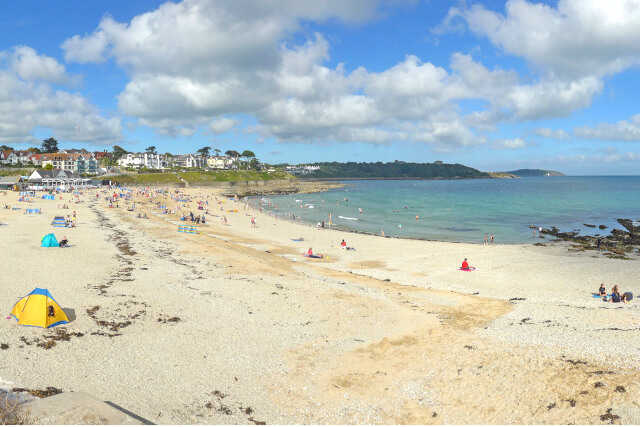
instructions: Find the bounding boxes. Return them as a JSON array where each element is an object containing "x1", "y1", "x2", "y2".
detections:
[
  {"x1": 117, "y1": 153, "x2": 236, "y2": 170},
  {"x1": 1, "y1": 149, "x2": 105, "y2": 175}
]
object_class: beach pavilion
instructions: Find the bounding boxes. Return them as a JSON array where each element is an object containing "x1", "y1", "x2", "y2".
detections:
[{"x1": 27, "y1": 169, "x2": 93, "y2": 190}]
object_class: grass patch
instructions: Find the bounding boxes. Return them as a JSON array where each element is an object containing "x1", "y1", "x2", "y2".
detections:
[
  {"x1": 1, "y1": 392, "x2": 31, "y2": 424},
  {"x1": 180, "y1": 170, "x2": 294, "y2": 182},
  {"x1": 111, "y1": 173, "x2": 182, "y2": 185}
]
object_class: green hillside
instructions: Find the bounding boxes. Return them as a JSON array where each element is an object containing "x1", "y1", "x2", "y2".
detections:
[{"x1": 301, "y1": 162, "x2": 490, "y2": 180}]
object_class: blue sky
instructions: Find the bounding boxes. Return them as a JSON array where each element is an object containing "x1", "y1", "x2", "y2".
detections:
[{"x1": 2, "y1": 0, "x2": 640, "y2": 174}]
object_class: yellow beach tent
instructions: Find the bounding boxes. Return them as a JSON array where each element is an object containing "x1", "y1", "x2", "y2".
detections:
[{"x1": 10, "y1": 288, "x2": 69, "y2": 328}]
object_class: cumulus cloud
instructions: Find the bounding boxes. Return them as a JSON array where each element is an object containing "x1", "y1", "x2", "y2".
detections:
[
  {"x1": 209, "y1": 117, "x2": 239, "y2": 134},
  {"x1": 10, "y1": 46, "x2": 71, "y2": 85},
  {"x1": 57, "y1": 0, "x2": 628, "y2": 150},
  {"x1": 533, "y1": 128, "x2": 569, "y2": 139},
  {"x1": 491, "y1": 137, "x2": 527, "y2": 150},
  {"x1": 574, "y1": 114, "x2": 640, "y2": 141},
  {"x1": 0, "y1": 47, "x2": 121, "y2": 144},
  {"x1": 460, "y1": 0, "x2": 640, "y2": 78}
]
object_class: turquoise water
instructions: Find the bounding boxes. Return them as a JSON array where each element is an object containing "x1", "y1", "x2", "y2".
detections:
[{"x1": 251, "y1": 177, "x2": 640, "y2": 244}]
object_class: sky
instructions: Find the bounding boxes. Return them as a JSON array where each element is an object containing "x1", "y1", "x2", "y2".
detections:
[{"x1": 1, "y1": 0, "x2": 640, "y2": 175}]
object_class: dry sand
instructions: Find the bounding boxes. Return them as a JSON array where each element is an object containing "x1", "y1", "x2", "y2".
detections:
[{"x1": 0, "y1": 187, "x2": 638, "y2": 424}]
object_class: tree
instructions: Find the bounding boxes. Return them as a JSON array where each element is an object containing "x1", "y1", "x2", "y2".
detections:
[
  {"x1": 112, "y1": 145, "x2": 127, "y2": 160},
  {"x1": 225, "y1": 150, "x2": 240, "y2": 159},
  {"x1": 27, "y1": 147, "x2": 41, "y2": 154},
  {"x1": 145, "y1": 146, "x2": 157, "y2": 154},
  {"x1": 0, "y1": 145, "x2": 14, "y2": 151},
  {"x1": 41, "y1": 137, "x2": 58, "y2": 153},
  {"x1": 213, "y1": 148, "x2": 221, "y2": 157},
  {"x1": 164, "y1": 152, "x2": 174, "y2": 158},
  {"x1": 43, "y1": 164, "x2": 53, "y2": 170},
  {"x1": 241, "y1": 150, "x2": 256, "y2": 160},
  {"x1": 196, "y1": 146, "x2": 211, "y2": 156}
]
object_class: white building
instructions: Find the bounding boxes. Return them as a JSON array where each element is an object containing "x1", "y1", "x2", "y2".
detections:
[
  {"x1": 117, "y1": 153, "x2": 166, "y2": 169},
  {"x1": 206, "y1": 156, "x2": 235, "y2": 169},
  {"x1": 171, "y1": 154, "x2": 206, "y2": 169}
]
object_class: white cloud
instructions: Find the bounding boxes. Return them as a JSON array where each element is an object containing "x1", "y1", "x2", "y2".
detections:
[
  {"x1": 57, "y1": 0, "x2": 621, "y2": 150},
  {"x1": 10, "y1": 46, "x2": 71, "y2": 85},
  {"x1": 491, "y1": 137, "x2": 527, "y2": 150},
  {"x1": 574, "y1": 114, "x2": 640, "y2": 141},
  {"x1": 0, "y1": 47, "x2": 121, "y2": 144},
  {"x1": 209, "y1": 117, "x2": 239, "y2": 134},
  {"x1": 533, "y1": 128, "x2": 569, "y2": 139},
  {"x1": 461, "y1": 0, "x2": 640, "y2": 78}
]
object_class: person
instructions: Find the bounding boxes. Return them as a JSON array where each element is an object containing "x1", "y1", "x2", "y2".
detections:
[
  {"x1": 59, "y1": 236, "x2": 68, "y2": 248},
  {"x1": 610, "y1": 285, "x2": 622, "y2": 303},
  {"x1": 308, "y1": 247, "x2": 313, "y2": 256},
  {"x1": 484, "y1": 234, "x2": 488, "y2": 245},
  {"x1": 597, "y1": 237, "x2": 602, "y2": 251},
  {"x1": 461, "y1": 258, "x2": 471, "y2": 271},
  {"x1": 48, "y1": 305, "x2": 55, "y2": 317},
  {"x1": 491, "y1": 234, "x2": 494, "y2": 244},
  {"x1": 599, "y1": 284, "x2": 607, "y2": 298},
  {"x1": 622, "y1": 291, "x2": 633, "y2": 303},
  {"x1": 317, "y1": 221, "x2": 321, "y2": 230},
  {"x1": 340, "y1": 239, "x2": 347, "y2": 249},
  {"x1": 533, "y1": 228, "x2": 536, "y2": 237}
]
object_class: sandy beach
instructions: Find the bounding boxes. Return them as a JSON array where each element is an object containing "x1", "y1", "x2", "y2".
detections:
[{"x1": 0, "y1": 186, "x2": 639, "y2": 424}]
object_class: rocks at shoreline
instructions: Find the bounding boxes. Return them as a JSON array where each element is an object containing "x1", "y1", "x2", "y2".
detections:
[{"x1": 541, "y1": 219, "x2": 640, "y2": 259}]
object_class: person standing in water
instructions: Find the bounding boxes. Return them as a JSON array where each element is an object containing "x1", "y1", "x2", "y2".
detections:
[{"x1": 484, "y1": 234, "x2": 488, "y2": 245}]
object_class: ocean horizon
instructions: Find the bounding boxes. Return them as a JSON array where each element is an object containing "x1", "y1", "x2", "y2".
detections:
[{"x1": 253, "y1": 176, "x2": 640, "y2": 245}]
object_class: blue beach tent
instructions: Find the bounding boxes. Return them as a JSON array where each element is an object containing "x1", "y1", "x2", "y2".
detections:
[
  {"x1": 41, "y1": 195, "x2": 56, "y2": 200},
  {"x1": 41, "y1": 233, "x2": 59, "y2": 247}
]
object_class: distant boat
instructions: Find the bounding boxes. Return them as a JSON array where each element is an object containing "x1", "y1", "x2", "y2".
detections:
[{"x1": 545, "y1": 173, "x2": 550, "y2": 176}]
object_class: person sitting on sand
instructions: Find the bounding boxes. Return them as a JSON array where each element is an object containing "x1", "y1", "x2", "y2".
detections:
[
  {"x1": 461, "y1": 258, "x2": 471, "y2": 271},
  {"x1": 59, "y1": 236, "x2": 68, "y2": 248},
  {"x1": 622, "y1": 291, "x2": 633, "y2": 303},
  {"x1": 308, "y1": 248, "x2": 314, "y2": 256},
  {"x1": 341, "y1": 239, "x2": 347, "y2": 249},
  {"x1": 610, "y1": 285, "x2": 622, "y2": 303},
  {"x1": 599, "y1": 284, "x2": 607, "y2": 298}
]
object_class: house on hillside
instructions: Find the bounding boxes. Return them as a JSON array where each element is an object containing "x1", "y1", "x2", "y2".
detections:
[
  {"x1": 28, "y1": 153, "x2": 43, "y2": 166},
  {"x1": 59, "y1": 148, "x2": 90, "y2": 154},
  {"x1": 13, "y1": 150, "x2": 35, "y2": 164},
  {"x1": 206, "y1": 156, "x2": 235, "y2": 169},
  {"x1": 171, "y1": 154, "x2": 206, "y2": 169},
  {"x1": 117, "y1": 153, "x2": 167, "y2": 169},
  {"x1": 94, "y1": 150, "x2": 112, "y2": 163},
  {"x1": 39, "y1": 153, "x2": 98, "y2": 175},
  {"x1": 0, "y1": 150, "x2": 17, "y2": 165}
]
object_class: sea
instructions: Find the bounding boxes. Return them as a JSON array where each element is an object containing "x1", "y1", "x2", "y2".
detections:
[{"x1": 249, "y1": 176, "x2": 640, "y2": 244}]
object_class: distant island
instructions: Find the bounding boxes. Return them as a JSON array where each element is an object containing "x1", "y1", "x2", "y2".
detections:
[
  {"x1": 294, "y1": 161, "x2": 490, "y2": 180},
  {"x1": 491, "y1": 169, "x2": 565, "y2": 178}
]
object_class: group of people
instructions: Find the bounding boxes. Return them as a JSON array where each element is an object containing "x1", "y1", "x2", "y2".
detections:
[
  {"x1": 483, "y1": 234, "x2": 495, "y2": 245},
  {"x1": 181, "y1": 211, "x2": 206, "y2": 224},
  {"x1": 598, "y1": 283, "x2": 633, "y2": 303}
]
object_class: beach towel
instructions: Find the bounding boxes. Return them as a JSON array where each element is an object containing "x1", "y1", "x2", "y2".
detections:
[
  {"x1": 304, "y1": 253, "x2": 324, "y2": 259},
  {"x1": 592, "y1": 294, "x2": 612, "y2": 298},
  {"x1": 458, "y1": 267, "x2": 476, "y2": 271},
  {"x1": 291, "y1": 238, "x2": 304, "y2": 242}
]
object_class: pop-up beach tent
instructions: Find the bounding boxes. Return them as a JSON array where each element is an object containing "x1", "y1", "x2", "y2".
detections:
[
  {"x1": 51, "y1": 217, "x2": 66, "y2": 227},
  {"x1": 41, "y1": 233, "x2": 59, "y2": 247},
  {"x1": 11, "y1": 288, "x2": 69, "y2": 328},
  {"x1": 41, "y1": 195, "x2": 56, "y2": 200},
  {"x1": 26, "y1": 208, "x2": 41, "y2": 214}
]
